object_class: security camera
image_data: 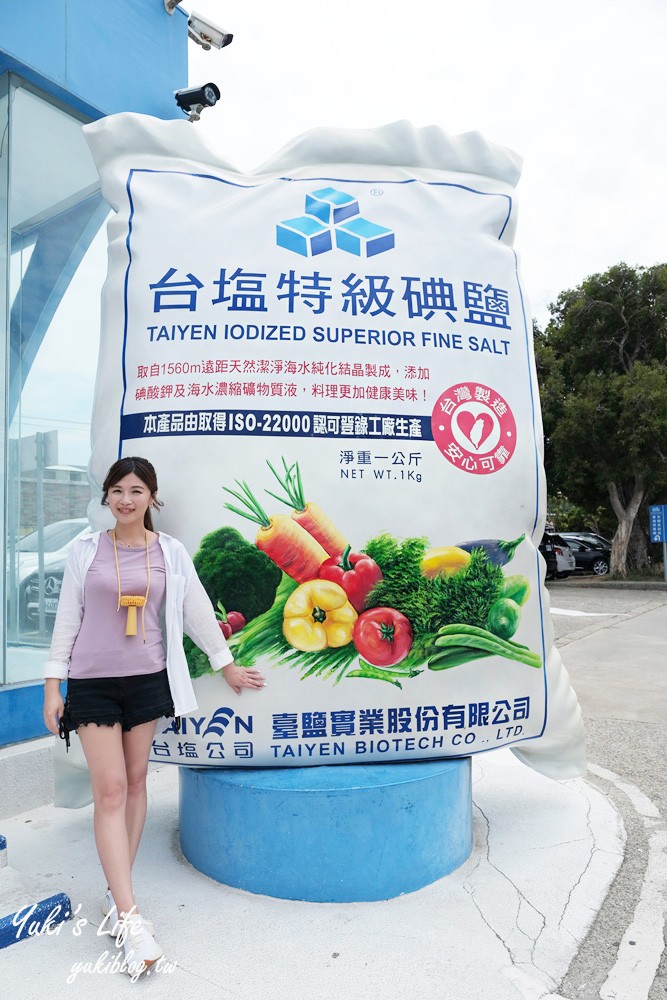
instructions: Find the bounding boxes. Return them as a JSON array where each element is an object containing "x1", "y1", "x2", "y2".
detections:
[
  {"x1": 174, "y1": 83, "x2": 220, "y2": 122},
  {"x1": 188, "y1": 12, "x2": 233, "y2": 50}
]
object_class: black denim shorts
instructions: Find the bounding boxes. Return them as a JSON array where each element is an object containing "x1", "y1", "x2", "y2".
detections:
[{"x1": 59, "y1": 669, "x2": 175, "y2": 750}]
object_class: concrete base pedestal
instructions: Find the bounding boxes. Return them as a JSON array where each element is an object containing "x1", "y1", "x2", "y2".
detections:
[{"x1": 179, "y1": 759, "x2": 472, "y2": 902}]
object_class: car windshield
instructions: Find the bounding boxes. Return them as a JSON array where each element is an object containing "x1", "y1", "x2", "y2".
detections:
[{"x1": 18, "y1": 521, "x2": 83, "y2": 553}]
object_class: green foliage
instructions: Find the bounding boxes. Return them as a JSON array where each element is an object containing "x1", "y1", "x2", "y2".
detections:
[
  {"x1": 193, "y1": 526, "x2": 282, "y2": 623},
  {"x1": 547, "y1": 493, "x2": 615, "y2": 538},
  {"x1": 230, "y1": 574, "x2": 297, "y2": 668},
  {"x1": 546, "y1": 262, "x2": 667, "y2": 382},
  {"x1": 536, "y1": 262, "x2": 667, "y2": 571},
  {"x1": 364, "y1": 534, "x2": 504, "y2": 662},
  {"x1": 183, "y1": 635, "x2": 213, "y2": 679}
]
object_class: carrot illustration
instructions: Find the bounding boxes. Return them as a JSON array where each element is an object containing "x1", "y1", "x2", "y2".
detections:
[
  {"x1": 223, "y1": 480, "x2": 328, "y2": 583},
  {"x1": 265, "y1": 458, "x2": 349, "y2": 558}
]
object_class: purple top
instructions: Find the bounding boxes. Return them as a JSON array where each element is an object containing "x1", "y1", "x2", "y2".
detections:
[{"x1": 68, "y1": 532, "x2": 167, "y2": 678}]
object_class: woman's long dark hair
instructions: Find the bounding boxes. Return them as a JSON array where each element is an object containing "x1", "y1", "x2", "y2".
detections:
[{"x1": 101, "y1": 456, "x2": 163, "y2": 531}]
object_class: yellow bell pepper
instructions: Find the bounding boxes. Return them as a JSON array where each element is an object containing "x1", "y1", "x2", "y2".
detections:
[
  {"x1": 420, "y1": 546, "x2": 471, "y2": 578},
  {"x1": 283, "y1": 579, "x2": 358, "y2": 651}
]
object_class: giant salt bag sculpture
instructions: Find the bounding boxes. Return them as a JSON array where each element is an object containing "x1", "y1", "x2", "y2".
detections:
[{"x1": 83, "y1": 114, "x2": 585, "y2": 780}]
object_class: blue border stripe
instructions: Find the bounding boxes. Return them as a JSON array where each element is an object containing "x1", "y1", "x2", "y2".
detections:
[
  {"x1": 511, "y1": 245, "x2": 548, "y2": 738},
  {"x1": 0, "y1": 893, "x2": 72, "y2": 950},
  {"x1": 120, "y1": 169, "x2": 137, "y2": 458},
  {"x1": 119, "y1": 167, "x2": 545, "y2": 745}
]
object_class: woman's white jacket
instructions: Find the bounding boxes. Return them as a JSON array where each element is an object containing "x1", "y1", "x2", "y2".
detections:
[{"x1": 43, "y1": 530, "x2": 233, "y2": 715}]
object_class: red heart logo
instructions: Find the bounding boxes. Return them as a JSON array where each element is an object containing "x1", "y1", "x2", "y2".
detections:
[{"x1": 456, "y1": 410, "x2": 494, "y2": 451}]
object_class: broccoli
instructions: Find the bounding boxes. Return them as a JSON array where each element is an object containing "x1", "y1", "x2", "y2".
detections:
[{"x1": 193, "y1": 526, "x2": 282, "y2": 623}]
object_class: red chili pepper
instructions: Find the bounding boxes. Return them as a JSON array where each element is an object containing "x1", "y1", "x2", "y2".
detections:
[{"x1": 318, "y1": 544, "x2": 383, "y2": 613}]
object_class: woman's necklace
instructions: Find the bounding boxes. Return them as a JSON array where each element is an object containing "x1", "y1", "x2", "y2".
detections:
[{"x1": 112, "y1": 530, "x2": 151, "y2": 641}]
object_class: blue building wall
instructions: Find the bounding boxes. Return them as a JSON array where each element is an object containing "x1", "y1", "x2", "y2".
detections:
[
  {"x1": 0, "y1": 680, "x2": 67, "y2": 745},
  {"x1": 0, "y1": 0, "x2": 190, "y2": 746},
  {"x1": 0, "y1": 0, "x2": 188, "y2": 119}
]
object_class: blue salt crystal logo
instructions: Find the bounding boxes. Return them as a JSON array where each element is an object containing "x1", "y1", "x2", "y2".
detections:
[
  {"x1": 335, "y1": 217, "x2": 395, "y2": 257},
  {"x1": 277, "y1": 187, "x2": 395, "y2": 257},
  {"x1": 305, "y1": 187, "x2": 360, "y2": 226},
  {"x1": 276, "y1": 215, "x2": 333, "y2": 257}
]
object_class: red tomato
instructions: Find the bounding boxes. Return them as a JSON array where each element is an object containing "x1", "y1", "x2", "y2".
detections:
[
  {"x1": 226, "y1": 611, "x2": 246, "y2": 633},
  {"x1": 353, "y1": 607, "x2": 412, "y2": 667}
]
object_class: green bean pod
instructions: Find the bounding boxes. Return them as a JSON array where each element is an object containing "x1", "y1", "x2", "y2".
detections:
[
  {"x1": 436, "y1": 623, "x2": 531, "y2": 651},
  {"x1": 428, "y1": 648, "x2": 493, "y2": 670},
  {"x1": 437, "y1": 622, "x2": 529, "y2": 644},
  {"x1": 433, "y1": 630, "x2": 542, "y2": 668},
  {"x1": 347, "y1": 661, "x2": 423, "y2": 688}
]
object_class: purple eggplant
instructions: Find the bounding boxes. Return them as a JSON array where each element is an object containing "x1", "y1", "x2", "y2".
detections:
[{"x1": 457, "y1": 534, "x2": 525, "y2": 566}]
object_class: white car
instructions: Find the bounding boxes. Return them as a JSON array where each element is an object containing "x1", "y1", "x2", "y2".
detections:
[
  {"x1": 545, "y1": 532, "x2": 577, "y2": 579},
  {"x1": 10, "y1": 519, "x2": 90, "y2": 629},
  {"x1": 15, "y1": 518, "x2": 90, "y2": 583}
]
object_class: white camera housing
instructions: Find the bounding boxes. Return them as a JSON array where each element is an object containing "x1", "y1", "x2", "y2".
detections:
[{"x1": 188, "y1": 12, "x2": 233, "y2": 50}]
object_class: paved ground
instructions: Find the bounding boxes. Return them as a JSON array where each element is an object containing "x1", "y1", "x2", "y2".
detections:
[
  {"x1": 547, "y1": 581, "x2": 667, "y2": 1000},
  {"x1": 0, "y1": 579, "x2": 665, "y2": 999}
]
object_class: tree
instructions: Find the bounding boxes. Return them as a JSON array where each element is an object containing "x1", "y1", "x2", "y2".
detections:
[{"x1": 536, "y1": 263, "x2": 667, "y2": 575}]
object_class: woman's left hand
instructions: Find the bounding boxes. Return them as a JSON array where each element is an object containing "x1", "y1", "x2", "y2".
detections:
[{"x1": 222, "y1": 661, "x2": 265, "y2": 695}]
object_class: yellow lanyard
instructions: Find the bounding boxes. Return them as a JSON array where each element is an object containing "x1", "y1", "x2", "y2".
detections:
[{"x1": 112, "y1": 531, "x2": 151, "y2": 641}]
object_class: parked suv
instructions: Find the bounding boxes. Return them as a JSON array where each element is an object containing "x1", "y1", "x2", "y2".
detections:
[
  {"x1": 559, "y1": 534, "x2": 611, "y2": 575},
  {"x1": 561, "y1": 531, "x2": 612, "y2": 549}
]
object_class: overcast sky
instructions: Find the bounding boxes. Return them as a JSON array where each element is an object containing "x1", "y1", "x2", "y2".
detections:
[
  {"x1": 20, "y1": 0, "x2": 667, "y2": 467},
  {"x1": 187, "y1": 0, "x2": 667, "y2": 327}
]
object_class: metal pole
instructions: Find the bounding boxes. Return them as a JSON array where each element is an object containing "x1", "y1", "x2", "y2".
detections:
[{"x1": 36, "y1": 432, "x2": 45, "y2": 634}]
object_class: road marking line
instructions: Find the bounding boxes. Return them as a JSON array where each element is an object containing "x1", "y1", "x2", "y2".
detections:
[
  {"x1": 586, "y1": 765, "x2": 665, "y2": 1000},
  {"x1": 588, "y1": 765, "x2": 661, "y2": 821},
  {"x1": 550, "y1": 608, "x2": 625, "y2": 617}
]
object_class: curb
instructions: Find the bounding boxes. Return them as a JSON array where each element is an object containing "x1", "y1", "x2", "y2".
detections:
[
  {"x1": 547, "y1": 578, "x2": 667, "y2": 591},
  {"x1": 0, "y1": 892, "x2": 73, "y2": 950}
]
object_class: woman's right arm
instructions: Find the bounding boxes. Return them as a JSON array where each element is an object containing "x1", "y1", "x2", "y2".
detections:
[
  {"x1": 44, "y1": 678, "x2": 64, "y2": 735},
  {"x1": 43, "y1": 545, "x2": 86, "y2": 733}
]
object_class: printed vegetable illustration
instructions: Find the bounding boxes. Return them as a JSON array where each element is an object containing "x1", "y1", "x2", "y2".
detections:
[
  {"x1": 193, "y1": 526, "x2": 281, "y2": 623},
  {"x1": 364, "y1": 534, "x2": 505, "y2": 657},
  {"x1": 215, "y1": 602, "x2": 246, "y2": 639},
  {"x1": 501, "y1": 574, "x2": 531, "y2": 606},
  {"x1": 265, "y1": 458, "x2": 349, "y2": 557},
  {"x1": 486, "y1": 598, "x2": 520, "y2": 640},
  {"x1": 420, "y1": 546, "x2": 471, "y2": 579},
  {"x1": 283, "y1": 580, "x2": 357, "y2": 651},
  {"x1": 428, "y1": 624, "x2": 541, "y2": 670},
  {"x1": 223, "y1": 480, "x2": 328, "y2": 584},
  {"x1": 318, "y1": 544, "x2": 383, "y2": 612},
  {"x1": 352, "y1": 607, "x2": 413, "y2": 667},
  {"x1": 187, "y1": 465, "x2": 543, "y2": 685},
  {"x1": 226, "y1": 610, "x2": 246, "y2": 632},
  {"x1": 457, "y1": 535, "x2": 525, "y2": 566}
]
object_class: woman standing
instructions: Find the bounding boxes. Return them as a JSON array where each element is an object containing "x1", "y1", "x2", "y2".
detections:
[{"x1": 43, "y1": 456, "x2": 264, "y2": 977}]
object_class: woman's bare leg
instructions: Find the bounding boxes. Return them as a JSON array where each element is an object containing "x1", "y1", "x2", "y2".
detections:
[
  {"x1": 122, "y1": 719, "x2": 160, "y2": 867},
  {"x1": 77, "y1": 722, "x2": 136, "y2": 917}
]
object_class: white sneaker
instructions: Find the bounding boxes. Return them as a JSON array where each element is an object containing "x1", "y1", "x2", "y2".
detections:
[
  {"x1": 101, "y1": 890, "x2": 154, "y2": 939},
  {"x1": 117, "y1": 911, "x2": 163, "y2": 977}
]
